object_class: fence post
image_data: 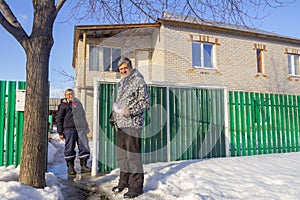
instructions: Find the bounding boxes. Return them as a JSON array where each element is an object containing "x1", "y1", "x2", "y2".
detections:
[
  {"x1": 166, "y1": 86, "x2": 170, "y2": 162},
  {"x1": 224, "y1": 88, "x2": 230, "y2": 157},
  {"x1": 92, "y1": 78, "x2": 100, "y2": 176}
]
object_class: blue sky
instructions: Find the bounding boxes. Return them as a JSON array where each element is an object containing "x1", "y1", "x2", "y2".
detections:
[{"x1": 1, "y1": 1, "x2": 300, "y2": 97}]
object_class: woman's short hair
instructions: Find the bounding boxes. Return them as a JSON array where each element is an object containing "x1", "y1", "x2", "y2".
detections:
[{"x1": 118, "y1": 57, "x2": 132, "y2": 69}]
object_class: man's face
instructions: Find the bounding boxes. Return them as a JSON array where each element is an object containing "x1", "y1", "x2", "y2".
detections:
[
  {"x1": 119, "y1": 63, "x2": 131, "y2": 78},
  {"x1": 65, "y1": 90, "x2": 74, "y2": 101}
]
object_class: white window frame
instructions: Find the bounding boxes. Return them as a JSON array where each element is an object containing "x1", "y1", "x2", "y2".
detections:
[
  {"x1": 88, "y1": 45, "x2": 122, "y2": 72},
  {"x1": 288, "y1": 54, "x2": 300, "y2": 76},
  {"x1": 192, "y1": 42, "x2": 214, "y2": 69},
  {"x1": 89, "y1": 45, "x2": 101, "y2": 71},
  {"x1": 102, "y1": 46, "x2": 122, "y2": 72}
]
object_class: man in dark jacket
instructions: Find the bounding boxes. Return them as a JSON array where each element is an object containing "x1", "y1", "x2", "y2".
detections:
[
  {"x1": 111, "y1": 57, "x2": 150, "y2": 198},
  {"x1": 57, "y1": 88, "x2": 91, "y2": 175}
]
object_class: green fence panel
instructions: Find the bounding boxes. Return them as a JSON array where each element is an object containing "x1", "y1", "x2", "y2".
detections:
[
  {"x1": 98, "y1": 83, "x2": 117, "y2": 172},
  {"x1": 265, "y1": 93, "x2": 272, "y2": 154},
  {"x1": 228, "y1": 91, "x2": 300, "y2": 157},
  {"x1": 279, "y1": 95, "x2": 286, "y2": 153},
  {"x1": 6, "y1": 81, "x2": 16, "y2": 166},
  {"x1": 15, "y1": 82, "x2": 25, "y2": 166},
  {"x1": 288, "y1": 95, "x2": 294, "y2": 152},
  {"x1": 0, "y1": 80, "x2": 25, "y2": 167},
  {"x1": 250, "y1": 92, "x2": 257, "y2": 155},
  {"x1": 97, "y1": 83, "x2": 226, "y2": 172},
  {"x1": 239, "y1": 92, "x2": 246, "y2": 156},
  {"x1": 270, "y1": 94, "x2": 277, "y2": 153},
  {"x1": 143, "y1": 86, "x2": 168, "y2": 163},
  {"x1": 0, "y1": 81, "x2": 6, "y2": 166},
  {"x1": 260, "y1": 93, "x2": 266, "y2": 154},
  {"x1": 228, "y1": 91, "x2": 235, "y2": 156},
  {"x1": 295, "y1": 96, "x2": 300, "y2": 152},
  {"x1": 294, "y1": 96, "x2": 299, "y2": 152},
  {"x1": 245, "y1": 92, "x2": 252, "y2": 156},
  {"x1": 234, "y1": 91, "x2": 241, "y2": 156}
]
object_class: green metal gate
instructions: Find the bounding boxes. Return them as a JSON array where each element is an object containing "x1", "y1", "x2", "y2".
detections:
[
  {"x1": 228, "y1": 91, "x2": 300, "y2": 156},
  {"x1": 96, "y1": 83, "x2": 226, "y2": 172},
  {"x1": 0, "y1": 80, "x2": 26, "y2": 167}
]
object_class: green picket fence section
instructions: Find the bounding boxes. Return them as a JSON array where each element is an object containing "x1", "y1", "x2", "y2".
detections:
[
  {"x1": 97, "y1": 83, "x2": 226, "y2": 172},
  {"x1": 228, "y1": 91, "x2": 300, "y2": 156},
  {"x1": 0, "y1": 80, "x2": 26, "y2": 167}
]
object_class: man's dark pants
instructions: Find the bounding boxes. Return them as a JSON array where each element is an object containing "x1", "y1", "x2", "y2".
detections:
[
  {"x1": 116, "y1": 127, "x2": 144, "y2": 193},
  {"x1": 64, "y1": 129, "x2": 90, "y2": 162}
]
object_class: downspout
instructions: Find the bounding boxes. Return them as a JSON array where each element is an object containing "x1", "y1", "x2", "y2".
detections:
[{"x1": 81, "y1": 31, "x2": 87, "y2": 109}]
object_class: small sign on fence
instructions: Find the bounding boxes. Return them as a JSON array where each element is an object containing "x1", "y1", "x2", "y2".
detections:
[{"x1": 16, "y1": 90, "x2": 26, "y2": 111}]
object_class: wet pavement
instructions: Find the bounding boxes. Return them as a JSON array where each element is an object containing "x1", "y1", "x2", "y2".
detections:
[
  {"x1": 58, "y1": 175, "x2": 109, "y2": 200},
  {"x1": 47, "y1": 130, "x2": 110, "y2": 200}
]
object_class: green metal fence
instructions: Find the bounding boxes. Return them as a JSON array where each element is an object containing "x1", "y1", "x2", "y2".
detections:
[
  {"x1": 228, "y1": 91, "x2": 300, "y2": 156},
  {"x1": 97, "y1": 83, "x2": 226, "y2": 172},
  {"x1": 0, "y1": 80, "x2": 26, "y2": 167}
]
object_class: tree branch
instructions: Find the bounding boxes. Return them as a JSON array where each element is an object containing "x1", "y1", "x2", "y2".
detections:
[
  {"x1": 0, "y1": 0, "x2": 29, "y2": 47},
  {"x1": 129, "y1": 0, "x2": 156, "y2": 21},
  {"x1": 53, "y1": 0, "x2": 67, "y2": 17}
]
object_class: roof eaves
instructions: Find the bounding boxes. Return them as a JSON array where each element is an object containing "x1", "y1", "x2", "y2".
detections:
[{"x1": 156, "y1": 18, "x2": 300, "y2": 45}]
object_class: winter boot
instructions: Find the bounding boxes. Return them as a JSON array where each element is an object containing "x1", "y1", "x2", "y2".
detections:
[
  {"x1": 80, "y1": 159, "x2": 91, "y2": 173},
  {"x1": 67, "y1": 161, "x2": 76, "y2": 175}
]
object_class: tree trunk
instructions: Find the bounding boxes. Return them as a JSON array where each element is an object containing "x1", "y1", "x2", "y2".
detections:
[{"x1": 18, "y1": 35, "x2": 53, "y2": 188}]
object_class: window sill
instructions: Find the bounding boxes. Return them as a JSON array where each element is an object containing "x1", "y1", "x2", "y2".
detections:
[
  {"x1": 287, "y1": 75, "x2": 300, "y2": 81},
  {"x1": 254, "y1": 73, "x2": 268, "y2": 78},
  {"x1": 187, "y1": 67, "x2": 219, "y2": 75}
]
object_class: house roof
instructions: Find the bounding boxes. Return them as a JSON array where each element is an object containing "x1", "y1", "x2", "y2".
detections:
[
  {"x1": 72, "y1": 13, "x2": 300, "y2": 68},
  {"x1": 158, "y1": 13, "x2": 300, "y2": 43}
]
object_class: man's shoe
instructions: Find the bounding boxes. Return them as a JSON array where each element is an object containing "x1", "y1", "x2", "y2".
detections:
[
  {"x1": 67, "y1": 161, "x2": 76, "y2": 175},
  {"x1": 80, "y1": 159, "x2": 91, "y2": 173},
  {"x1": 81, "y1": 165, "x2": 91, "y2": 173},
  {"x1": 123, "y1": 191, "x2": 142, "y2": 199},
  {"x1": 68, "y1": 166, "x2": 76, "y2": 175},
  {"x1": 112, "y1": 186, "x2": 125, "y2": 193}
]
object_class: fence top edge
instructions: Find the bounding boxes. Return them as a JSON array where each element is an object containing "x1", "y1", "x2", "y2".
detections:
[{"x1": 94, "y1": 78, "x2": 227, "y2": 90}]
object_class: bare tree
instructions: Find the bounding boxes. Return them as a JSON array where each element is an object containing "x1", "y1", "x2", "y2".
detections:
[
  {"x1": 0, "y1": 0, "x2": 294, "y2": 188},
  {"x1": 69, "y1": 0, "x2": 295, "y2": 27},
  {"x1": 53, "y1": 66, "x2": 74, "y2": 83},
  {"x1": 0, "y1": 0, "x2": 66, "y2": 188}
]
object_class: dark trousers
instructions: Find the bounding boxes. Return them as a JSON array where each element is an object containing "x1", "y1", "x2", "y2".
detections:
[
  {"x1": 116, "y1": 128, "x2": 144, "y2": 193},
  {"x1": 64, "y1": 129, "x2": 90, "y2": 162}
]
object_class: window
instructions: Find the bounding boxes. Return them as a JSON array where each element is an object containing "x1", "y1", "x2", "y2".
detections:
[
  {"x1": 89, "y1": 46, "x2": 100, "y2": 71},
  {"x1": 89, "y1": 45, "x2": 121, "y2": 72},
  {"x1": 256, "y1": 49, "x2": 263, "y2": 73},
  {"x1": 288, "y1": 54, "x2": 300, "y2": 76},
  {"x1": 103, "y1": 47, "x2": 121, "y2": 72},
  {"x1": 192, "y1": 42, "x2": 213, "y2": 68}
]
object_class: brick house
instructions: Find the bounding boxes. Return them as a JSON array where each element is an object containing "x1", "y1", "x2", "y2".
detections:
[{"x1": 72, "y1": 13, "x2": 300, "y2": 135}]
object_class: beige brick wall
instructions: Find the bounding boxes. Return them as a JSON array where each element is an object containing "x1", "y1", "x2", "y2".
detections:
[{"x1": 157, "y1": 24, "x2": 300, "y2": 94}]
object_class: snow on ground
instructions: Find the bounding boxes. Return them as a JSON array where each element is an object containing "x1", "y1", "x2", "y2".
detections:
[
  {"x1": 0, "y1": 130, "x2": 300, "y2": 200},
  {"x1": 93, "y1": 152, "x2": 300, "y2": 200}
]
